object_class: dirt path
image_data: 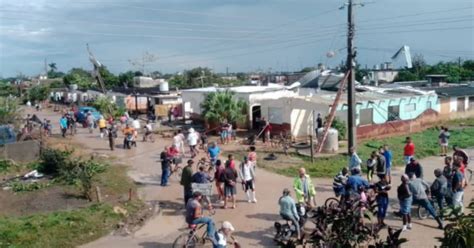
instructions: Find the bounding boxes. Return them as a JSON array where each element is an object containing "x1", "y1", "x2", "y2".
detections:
[{"x1": 29, "y1": 109, "x2": 472, "y2": 248}]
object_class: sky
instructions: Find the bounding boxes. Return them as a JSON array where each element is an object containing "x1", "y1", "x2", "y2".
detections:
[{"x1": 0, "y1": 0, "x2": 473, "y2": 77}]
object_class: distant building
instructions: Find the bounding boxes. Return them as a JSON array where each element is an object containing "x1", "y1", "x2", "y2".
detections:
[
  {"x1": 426, "y1": 74, "x2": 448, "y2": 86},
  {"x1": 367, "y1": 63, "x2": 399, "y2": 85}
]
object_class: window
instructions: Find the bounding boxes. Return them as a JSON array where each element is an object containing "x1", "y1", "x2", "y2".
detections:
[
  {"x1": 469, "y1": 96, "x2": 474, "y2": 109},
  {"x1": 359, "y1": 108, "x2": 373, "y2": 126},
  {"x1": 388, "y1": 105, "x2": 400, "y2": 121},
  {"x1": 405, "y1": 103, "x2": 416, "y2": 112},
  {"x1": 268, "y1": 107, "x2": 283, "y2": 124},
  {"x1": 426, "y1": 101, "x2": 432, "y2": 109}
]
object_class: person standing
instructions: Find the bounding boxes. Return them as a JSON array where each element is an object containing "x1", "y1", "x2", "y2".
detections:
[
  {"x1": 86, "y1": 112, "x2": 95, "y2": 134},
  {"x1": 431, "y1": 169, "x2": 448, "y2": 211},
  {"x1": 107, "y1": 124, "x2": 117, "y2": 151},
  {"x1": 214, "y1": 160, "x2": 225, "y2": 204},
  {"x1": 263, "y1": 121, "x2": 272, "y2": 144},
  {"x1": 408, "y1": 173, "x2": 444, "y2": 229},
  {"x1": 439, "y1": 127, "x2": 450, "y2": 156},
  {"x1": 279, "y1": 188, "x2": 301, "y2": 240},
  {"x1": 59, "y1": 115, "x2": 68, "y2": 138},
  {"x1": 160, "y1": 147, "x2": 171, "y2": 186},
  {"x1": 375, "y1": 148, "x2": 387, "y2": 180},
  {"x1": 225, "y1": 154, "x2": 236, "y2": 170},
  {"x1": 238, "y1": 156, "x2": 257, "y2": 203},
  {"x1": 397, "y1": 174, "x2": 412, "y2": 232},
  {"x1": 405, "y1": 158, "x2": 423, "y2": 179},
  {"x1": 220, "y1": 121, "x2": 229, "y2": 145},
  {"x1": 374, "y1": 176, "x2": 391, "y2": 227},
  {"x1": 223, "y1": 160, "x2": 238, "y2": 209},
  {"x1": 192, "y1": 165, "x2": 213, "y2": 210},
  {"x1": 382, "y1": 144, "x2": 393, "y2": 184},
  {"x1": 366, "y1": 152, "x2": 377, "y2": 182},
  {"x1": 346, "y1": 168, "x2": 370, "y2": 194},
  {"x1": 348, "y1": 147, "x2": 362, "y2": 171},
  {"x1": 443, "y1": 156, "x2": 454, "y2": 205},
  {"x1": 293, "y1": 168, "x2": 316, "y2": 207},
  {"x1": 247, "y1": 146, "x2": 257, "y2": 170},
  {"x1": 404, "y1": 137, "x2": 415, "y2": 165},
  {"x1": 187, "y1": 128, "x2": 199, "y2": 158},
  {"x1": 332, "y1": 167, "x2": 349, "y2": 197},
  {"x1": 98, "y1": 116, "x2": 107, "y2": 139},
  {"x1": 451, "y1": 162, "x2": 465, "y2": 212},
  {"x1": 316, "y1": 113, "x2": 323, "y2": 130},
  {"x1": 180, "y1": 160, "x2": 194, "y2": 206}
]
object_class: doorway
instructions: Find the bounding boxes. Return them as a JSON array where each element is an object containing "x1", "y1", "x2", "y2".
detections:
[{"x1": 252, "y1": 105, "x2": 261, "y2": 130}]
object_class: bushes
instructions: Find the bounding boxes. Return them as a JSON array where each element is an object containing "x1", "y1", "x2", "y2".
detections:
[
  {"x1": 437, "y1": 201, "x2": 474, "y2": 248},
  {"x1": 37, "y1": 148, "x2": 107, "y2": 200}
]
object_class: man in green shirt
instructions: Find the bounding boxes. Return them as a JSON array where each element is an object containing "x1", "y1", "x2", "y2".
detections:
[
  {"x1": 181, "y1": 159, "x2": 194, "y2": 206},
  {"x1": 293, "y1": 167, "x2": 316, "y2": 206},
  {"x1": 279, "y1": 188, "x2": 300, "y2": 240}
]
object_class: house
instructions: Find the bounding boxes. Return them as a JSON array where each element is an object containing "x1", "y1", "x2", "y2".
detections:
[
  {"x1": 367, "y1": 63, "x2": 400, "y2": 85},
  {"x1": 258, "y1": 86, "x2": 439, "y2": 139},
  {"x1": 425, "y1": 84, "x2": 474, "y2": 116},
  {"x1": 181, "y1": 84, "x2": 297, "y2": 128}
]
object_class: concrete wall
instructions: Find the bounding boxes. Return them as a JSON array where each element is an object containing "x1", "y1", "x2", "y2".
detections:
[{"x1": 0, "y1": 140, "x2": 40, "y2": 163}]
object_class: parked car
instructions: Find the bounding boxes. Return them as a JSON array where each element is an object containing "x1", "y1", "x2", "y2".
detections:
[
  {"x1": 76, "y1": 106, "x2": 101, "y2": 124},
  {"x1": 0, "y1": 125, "x2": 17, "y2": 145}
]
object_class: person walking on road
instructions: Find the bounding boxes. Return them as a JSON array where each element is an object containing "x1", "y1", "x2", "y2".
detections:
[
  {"x1": 279, "y1": 188, "x2": 301, "y2": 240},
  {"x1": 247, "y1": 146, "x2": 257, "y2": 170},
  {"x1": 86, "y1": 112, "x2": 95, "y2": 134},
  {"x1": 293, "y1": 168, "x2": 316, "y2": 207},
  {"x1": 398, "y1": 174, "x2": 413, "y2": 232},
  {"x1": 160, "y1": 147, "x2": 171, "y2": 186},
  {"x1": 107, "y1": 124, "x2": 117, "y2": 151},
  {"x1": 98, "y1": 116, "x2": 107, "y2": 139},
  {"x1": 408, "y1": 173, "x2": 444, "y2": 229},
  {"x1": 404, "y1": 137, "x2": 415, "y2": 165},
  {"x1": 181, "y1": 159, "x2": 194, "y2": 206},
  {"x1": 208, "y1": 142, "x2": 221, "y2": 166},
  {"x1": 405, "y1": 158, "x2": 423, "y2": 179},
  {"x1": 59, "y1": 115, "x2": 68, "y2": 138},
  {"x1": 238, "y1": 156, "x2": 257, "y2": 203},
  {"x1": 223, "y1": 159, "x2": 238, "y2": 209},
  {"x1": 349, "y1": 147, "x2": 362, "y2": 171},
  {"x1": 187, "y1": 128, "x2": 199, "y2": 158}
]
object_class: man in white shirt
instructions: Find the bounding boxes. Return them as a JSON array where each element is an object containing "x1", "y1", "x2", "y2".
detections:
[
  {"x1": 348, "y1": 147, "x2": 362, "y2": 171},
  {"x1": 210, "y1": 221, "x2": 237, "y2": 248},
  {"x1": 173, "y1": 130, "x2": 185, "y2": 155},
  {"x1": 239, "y1": 156, "x2": 257, "y2": 203},
  {"x1": 187, "y1": 128, "x2": 199, "y2": 158}
]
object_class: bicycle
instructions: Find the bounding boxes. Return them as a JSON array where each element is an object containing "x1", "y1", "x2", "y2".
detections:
[
  {"x1": 417, "y1": 198, "x2": 439, "y2": 220},
  {"x1": 196, "y1": 158, "x2": 215, "y2": 176},
  {"x1": 172, "y1": 209, "x2": 216, "y2": 248}
]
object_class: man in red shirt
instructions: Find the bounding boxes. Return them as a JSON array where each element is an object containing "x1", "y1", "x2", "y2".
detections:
[{"x1": 404, "y1": 137, "x2": 415, "y2": 165}]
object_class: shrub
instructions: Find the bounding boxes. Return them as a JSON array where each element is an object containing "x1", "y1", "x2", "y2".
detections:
[
  {"x1": 61, "y1": 159, "x2": 107, "y2": 201},
  {"x1": 38, "y1": 148, "x2": 73, "y2": 175},
  {"x1": 437, "y1": 201, "x2": 474, "y2": 248}
]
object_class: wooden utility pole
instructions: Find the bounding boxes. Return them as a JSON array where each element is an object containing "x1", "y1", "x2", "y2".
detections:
[
  {"x1": 87, "y1": 44, "x2": 114, "y2": 116},
  {"x1": 347, "y1": 0, "x2": 357, "y2": 153}
]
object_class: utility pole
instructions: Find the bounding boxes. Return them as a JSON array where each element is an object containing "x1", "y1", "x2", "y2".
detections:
[
  {"x1": 458, "y1": 57, "x2": 462, "y2": 83},
  {"x1": 347, "y1": 0, "x2": 357, "y2": 152}
]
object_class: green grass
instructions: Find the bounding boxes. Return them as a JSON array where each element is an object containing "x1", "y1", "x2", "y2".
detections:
[
  {"x1": 275, "y1": 122, "x2": 474, "y2": 178},
  {"x1": 0, "y1": 204, "x2": 120, "y2": 248}
]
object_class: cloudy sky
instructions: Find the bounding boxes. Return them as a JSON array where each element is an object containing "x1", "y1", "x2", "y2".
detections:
[{"x1": 0, "y1": 0, "x2": 473, "y2": 77}]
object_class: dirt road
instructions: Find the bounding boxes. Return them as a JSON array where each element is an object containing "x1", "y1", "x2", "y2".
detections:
[{"x1": 30, "y1": 109, "x2": 472, "y2": 247}]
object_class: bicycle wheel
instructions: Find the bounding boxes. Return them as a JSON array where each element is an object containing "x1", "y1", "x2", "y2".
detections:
[
  {"x1": 417, "y1": 205, "x2": 428, "y2": 220},
  {"x1": 172, "y1": 233, "x2": 198, "y2": 248},
  {"x1": 175, "y1": 167, "x2": 183, "y2": 181},
  {"x1": 324, "y1": 197, "x2": 340, "y2": 208}
]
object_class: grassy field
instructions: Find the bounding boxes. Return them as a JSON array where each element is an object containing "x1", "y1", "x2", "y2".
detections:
[{"x1": 281, "y1": 122, "x2": 474, "y2": 178}]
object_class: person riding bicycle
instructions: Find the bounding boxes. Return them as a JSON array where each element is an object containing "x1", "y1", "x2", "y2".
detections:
[
  {"x1": 185, "y1": 191, "x2": 215, "y2": 238},
  {"x1": 167, "y1": 144, "x2": 182, "y2": 166},
  {"x1": 210, "y1": 221, "x2": 238, "y2": 248},
  {"x1": 332, "y1": 167, "x2": 349, "y2": 197},
  {"x1": 208, "y1": 142, "x2": 221, "y2": 166},
  {"x1": 122, "y1": 124, "x2": 135, "y2": 149},
  {"x1": 408, "y1": 173, "x2": 444, "y2": 229},
  {"x1": 278, "y1": 188, "x2": 301, "y2": 240}
]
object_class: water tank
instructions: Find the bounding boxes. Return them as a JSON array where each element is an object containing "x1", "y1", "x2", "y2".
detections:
[
  {"x1": 316, "y1": 128, "x2": 339, "y2": 153},
  {"x1": 159, "y1": 80, "x2": 169, "y2": 92},
  {"x1": 69, "y1": 84, "x2": 78, "y2": 91}
]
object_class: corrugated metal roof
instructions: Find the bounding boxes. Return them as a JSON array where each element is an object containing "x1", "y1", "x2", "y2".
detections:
[{"x1": 427, "y1": 86, "x2": 474, "y2": 98}]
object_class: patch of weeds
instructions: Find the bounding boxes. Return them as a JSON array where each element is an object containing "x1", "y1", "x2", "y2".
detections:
[
  {"x1": 10, "y1": 181, "x2": 51, "y2": 192},
  {"x1": 0, "y1": 204, "x2": 121, "y2": 248}
]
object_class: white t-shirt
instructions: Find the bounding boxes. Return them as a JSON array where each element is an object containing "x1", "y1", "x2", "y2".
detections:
[
  {"x1": 216, "y1": 232, "x2": 227, "y2": 247},
  {"x1": 187, "y1": 132, "x2": 199, "y2": 146},
  {"x1": 241, "y1": 163, "x2": 253, "y2": 181},
  {"x1": 145, "y1": 124, "x2": 152, "y2": 132},
  {"x1": 132, "y1": 119, "x2": 140, "y2": 129},
  {"x1": 173, "y1": 134, "x2": 183, "y2": 145}
]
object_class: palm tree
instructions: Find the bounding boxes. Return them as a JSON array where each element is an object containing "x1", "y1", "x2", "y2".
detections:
[
  {"x1": 48, "y1": 63, "x2": 57, "y2": 72},
  {"x1": 201, "y1": 90, "x2": 247, "y2": 124}
]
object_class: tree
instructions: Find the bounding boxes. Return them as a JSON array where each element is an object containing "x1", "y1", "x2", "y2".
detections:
[
  {"x1": 0, "y1": 83, "x2": 19, "y2": 97},
  {"x1": 92, "y1": 96, "x2": 124, "y2": 118},
  {"x1": 63, "y1": 68, "x2": 95, "y2": 89},
  {"x1": 48, "y1": 63, "x2": 57, "y2": 71},
  {"x1": 300, "y1": 67, "x2": 315, "y2": 73},
  {"x1": 98, "y1": 66, "x2": 119, "y2": 89},
  {"x1": 47, "y1": 62, "x2": 65, "y2": 78},
  {"x1": 118, "y1": 71, "x2": 138, "y2": 88},
  {"x1": 28, "y1": 84, "x2": 50, "y2": 102},
  {"x1": 0, "y1": 97, "x2": 22, "y2": 126},
  {"x1": 201, "y1": 90, "x2": 247, "y2": 124}
]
